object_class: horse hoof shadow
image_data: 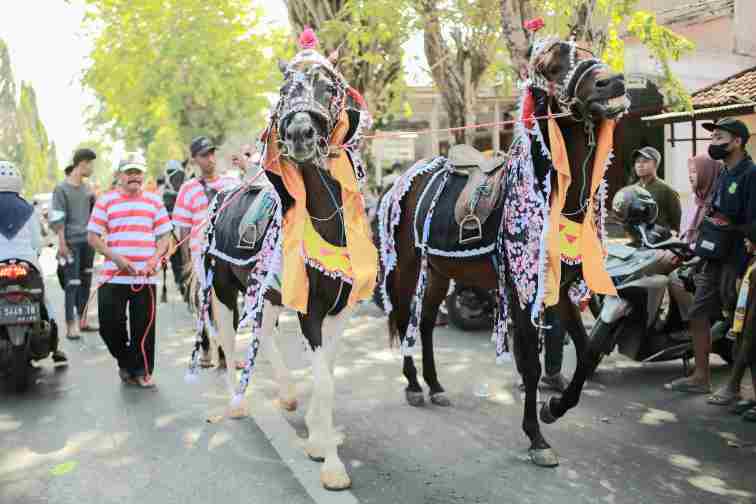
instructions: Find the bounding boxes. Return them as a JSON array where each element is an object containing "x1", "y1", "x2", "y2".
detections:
[
  {"x1": 405, "y1": 390, "x2": 425, "y2": 407},
  {"x1": 529, "y1": 447, "x2": 559, "y2": 467},
  {"x1": 429, "y1": 392, "x2": 451, "y2": 407},
  {"x1": 540, "y1": 396, "x2": 558, "y2": 425}
]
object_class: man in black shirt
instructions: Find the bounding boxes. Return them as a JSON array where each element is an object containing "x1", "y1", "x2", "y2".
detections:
[{"x1": 666, "y1": 118, "x2": 756, "y2": 394}]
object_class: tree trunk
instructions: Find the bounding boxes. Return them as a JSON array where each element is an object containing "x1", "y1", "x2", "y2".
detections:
[{"x1": 499, "y1": 0, "x2": 534, "y2": 80}]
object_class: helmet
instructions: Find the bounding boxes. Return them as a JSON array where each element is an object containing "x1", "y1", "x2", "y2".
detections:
[
  {"x1": 0, "y1": 161, "x2": 23, "y2": 193},
  {"x1": 611, "y1": 186, "x2": 658, "y2": 226}
]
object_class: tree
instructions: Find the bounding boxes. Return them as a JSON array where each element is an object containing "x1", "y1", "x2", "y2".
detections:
[
  {"x1": 499, "y1": 0, "x2": 695, "y2": 111},
  {"x1": 0, "y1": 39, "x2": 22, "y2": 165},
  {"x1": 419, "y1": 0, "x2": 501, "y2": 144},
  {"x1": 17, "y1": 82, "x2": 53, "y2": 196},
  {"x1": 284, "y1": 0, "x2": 415, "y2": 126},
  {"x1": 82, "y1": 0, "x2": 287, "y2": 169},
  {"x1": 47, "y1": 142, "x2": 61, "y2": 186}
]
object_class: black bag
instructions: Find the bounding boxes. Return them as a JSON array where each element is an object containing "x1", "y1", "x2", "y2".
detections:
[{"x1": 694, "y1": 217, "x2": 736, "y2": 260}]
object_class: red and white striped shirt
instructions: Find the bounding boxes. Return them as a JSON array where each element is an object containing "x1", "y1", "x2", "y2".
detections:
[
  {"x1": 87, "y1": 190, "x2": 172, "y2": 285},
  {"x1": 172, "y1": 175, "x2": 238, "y2": 257}
]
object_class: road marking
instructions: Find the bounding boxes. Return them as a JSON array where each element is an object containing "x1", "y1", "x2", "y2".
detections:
[{"x1": 251, "y1": 397, "x2": 360, "y2": 504}]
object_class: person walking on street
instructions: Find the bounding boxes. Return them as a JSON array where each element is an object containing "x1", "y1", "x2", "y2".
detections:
[
  {"x1": 666, "y1": 118, "x2": 756, "y2": 394},
  {"x1": 632, "y1": 146, "x2": 682, "y2": 233},
  {"x1": 87, "y1": 155, "x2": 172, "y2": 388},
  {"x1": 49, "y1": 148, "x2": 98, "y2": 340},
  {"x1": 172, "y1": 136, "x2": 238, "y2": 367}
]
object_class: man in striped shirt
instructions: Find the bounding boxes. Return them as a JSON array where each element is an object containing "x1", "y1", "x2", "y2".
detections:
[
  {"x1": 87, "y1": 155, "x2": 172, "y2": 388},
  {"x1": 172, "y1": 136, "x2": 238, "y2": 367}
]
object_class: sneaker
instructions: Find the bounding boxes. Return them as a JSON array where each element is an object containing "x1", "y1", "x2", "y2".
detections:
[
  {"x1": 52, "y1": 350, "x2": 68, "y2": 363},
  {"x1": 540, "y1": 373, "x2": 569, "y2": 393}
]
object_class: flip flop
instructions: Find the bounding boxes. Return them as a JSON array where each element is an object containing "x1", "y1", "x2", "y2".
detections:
[
  {"x1": 707, "y1": 387, "x2": 741, "y2": 406},
  {"x1": 731, "y1": 399, "x2": 756, "y2": 415},
  {"x1": 664, "y1": 377, "x2": 711, "y2": 394},
  {"x1": 743, "y1": 407, "x2": 756, "y2": 422}
]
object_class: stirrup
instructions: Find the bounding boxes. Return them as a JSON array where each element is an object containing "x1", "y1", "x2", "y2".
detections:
[{"x1": 459, "y1": 214, "x2": 483, "y2": 244}]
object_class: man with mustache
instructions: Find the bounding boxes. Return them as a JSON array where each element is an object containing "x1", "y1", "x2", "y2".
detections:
[{"x1": 87, "y1": 155, "x2": 172, "y2": 388}]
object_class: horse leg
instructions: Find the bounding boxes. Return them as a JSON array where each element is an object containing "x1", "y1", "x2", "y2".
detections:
[
  {"x1": 422, "y1": 269, "x2": 450, "y2": 406},
  {"x1": 305, "y1": 308, "x2": 354, "y2": 490},
  {"x1": 210, "y1": 291, "x2": 247, "y2": 418},
  {"x1": 391, "y1": 266, "x2": 425, "y2": 406},
  {"x1": 512, "y1": 305, "x2": 558, "y2": 467},
  {"x1": 541, "y1": 295, "x2": 591, "y2": 424},
  {"x1": 259, "y1": 303, "x2": 297, "y2": 411}
]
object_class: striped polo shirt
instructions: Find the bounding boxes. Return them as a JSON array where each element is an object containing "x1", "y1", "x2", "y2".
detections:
[
  {"x1": 172, "y1": 175, "x2": 238, "y2": 257},
  {"x1": 87, "y1": 189, "x2": 172, "y2": 285}
]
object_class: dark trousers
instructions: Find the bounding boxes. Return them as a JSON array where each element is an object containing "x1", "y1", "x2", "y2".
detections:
[
  {"x1": 98, "y1": 284, "x2": 156, "y2": 377},
  {"x1": 169, "y1": 250, "x2": 184, "y2": 290},
  {"x1": 544, "y1": 306, "x2": 565, "y2": 376},
  {"x1": 61, "y1": 241, "x2": 95, "y2": 323}
]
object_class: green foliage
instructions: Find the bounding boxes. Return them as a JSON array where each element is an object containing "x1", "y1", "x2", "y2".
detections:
[
  {"x1": 0, "y1": 39, "x2": 22, "y2": 165},
  {"x1": 82, "y1": 0, "x2": 286, "y2": 170},
  {"x1": 628, "y1": 11, "x2": 695, "y2": 111},
  {"x1": 17, "y1": 83, "x2": 54, "y2": 197}
]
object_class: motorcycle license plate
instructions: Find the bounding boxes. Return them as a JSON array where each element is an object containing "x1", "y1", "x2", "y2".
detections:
[{"x1": 0, "y1": 301, "x2": 40, "y2": 324}]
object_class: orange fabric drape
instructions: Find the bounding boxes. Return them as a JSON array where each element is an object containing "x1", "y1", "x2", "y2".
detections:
[
  {"x1": 544, "y1": 118, "x2": 618, "y2": 306},
  {"x1": 263, "y1": 110, "x2": 378, "y2": 314}
]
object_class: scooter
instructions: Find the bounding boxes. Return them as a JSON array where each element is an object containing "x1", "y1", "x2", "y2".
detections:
[
  {"x1": 589, "y1": 224, "x2": 733, "y2": 375},
  {"x1": 0, "y1": 259, "x2": 57, "y2": 392}
]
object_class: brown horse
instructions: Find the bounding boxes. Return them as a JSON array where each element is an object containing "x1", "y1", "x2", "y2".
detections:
[
  {"x1": 377, "y1": 39, "x2": 628, "y2": 467},
  {"x1": 196, "y1": 45, "x2": 373, "y2": 490}
]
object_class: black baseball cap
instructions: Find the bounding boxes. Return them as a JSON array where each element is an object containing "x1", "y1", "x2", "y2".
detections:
[
  {"x1": 190, "y1": 136, "x2": 216, "y2": 158},
  {"x1": 702, "y1": 118, "x2": 750, "y2": 143}
]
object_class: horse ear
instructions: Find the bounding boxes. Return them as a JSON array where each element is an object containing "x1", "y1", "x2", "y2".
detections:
[
  {"x1": 278, "y1": 59, "x2": 289, "y2": 74},
  {"x1": 327, "y1": 49, "x2": 339, "y2": 66}
]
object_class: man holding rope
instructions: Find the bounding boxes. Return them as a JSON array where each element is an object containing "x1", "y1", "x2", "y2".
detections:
[{"x1": 87, "y1": 155, "x2": 172, "y2": 388}]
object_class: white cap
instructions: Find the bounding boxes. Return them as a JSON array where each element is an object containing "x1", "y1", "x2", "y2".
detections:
[{"x1": 0, "y1": 161, "x2": 23, "y2": 193}]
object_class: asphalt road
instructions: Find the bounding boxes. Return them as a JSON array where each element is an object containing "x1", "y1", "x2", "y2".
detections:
[{"x1": 1, "y1": 248, "x2": 755, "y2": 504}]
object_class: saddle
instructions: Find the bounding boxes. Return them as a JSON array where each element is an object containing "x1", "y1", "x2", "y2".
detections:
[{"x1": 449, "y1": 145, "x2": 509, "y2": 244}]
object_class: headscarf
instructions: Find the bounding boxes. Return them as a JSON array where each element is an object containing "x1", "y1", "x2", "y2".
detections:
[{"x1": 679, "y1": 154, "x2": 723, "y2": 244}]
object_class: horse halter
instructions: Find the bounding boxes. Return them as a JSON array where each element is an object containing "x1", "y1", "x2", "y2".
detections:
[
  {"x1": 529, "y1": 39, "x2": 608, "y2": 123},
  {"x1": 276, "y1": 50, "x2": 347, "y2": 166}
]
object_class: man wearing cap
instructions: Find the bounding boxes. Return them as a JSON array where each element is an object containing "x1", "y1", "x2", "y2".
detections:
[
  {"x1": 172, "y1": 136, "x2": 238, "y2": 367},
  {"x1": 631, "y1": 146, "x2": 682, "y2": 233},
  {"x1": 49, "y1": 148, "x2": 98, "y2": 340},
  {"x1": 87, "y1": 155, "x2": 172, "y2": 388},
  {"x1": 666, "y1": 118, "x2": 756, "y2": 394}
]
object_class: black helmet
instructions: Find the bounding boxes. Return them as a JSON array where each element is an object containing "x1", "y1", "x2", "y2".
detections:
[{"x1": 611, "y1": 186, "x2": 658, "y2": 226}]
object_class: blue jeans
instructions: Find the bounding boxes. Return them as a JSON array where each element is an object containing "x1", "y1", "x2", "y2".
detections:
[
  {"x1": 544, "y1": 306, "x2": 564, "y2": 376},
  {"x1": 61, "y1": 241, "x2": 95, "y2": 323}
]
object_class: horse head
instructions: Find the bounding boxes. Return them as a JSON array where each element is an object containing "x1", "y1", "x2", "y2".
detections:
[
  {"x1": 275, "y1": 48, "x2": 346, "y2": 165},
  {"x1": 527, "y1": 38, "x2": 629, "y2": 123}
]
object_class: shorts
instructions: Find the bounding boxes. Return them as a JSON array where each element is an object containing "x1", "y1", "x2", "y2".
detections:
[{"x1": 688, "y1": 260, "x2": 738, "y2": 321}]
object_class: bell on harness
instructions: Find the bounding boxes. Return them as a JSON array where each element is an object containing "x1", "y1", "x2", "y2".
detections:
[{"x1": 448, "y1": 145, "x2": 509, "y2": 244}]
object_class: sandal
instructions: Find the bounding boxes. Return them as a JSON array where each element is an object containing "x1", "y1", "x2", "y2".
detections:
[
  {"x1": 134, "y1": 376, "x2": 156, "y2": 389},
  {"x1": 665, "y1": 376, "x2": 711, "y2": 394},
  {"x1": 743, "y1": 407, "x2": 756, "y2": 422},
  {"x1": 707, "y1": 387, "x2": 741, "y2": 406},
  {"x1": 731, "y1": 399, "x2": 756, "y2": 415}
]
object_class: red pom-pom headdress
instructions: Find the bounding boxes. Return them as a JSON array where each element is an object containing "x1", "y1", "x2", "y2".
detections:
[
  {"x1": 298, "y1": 27, "x2": 319, "y2": 50},
  {"x1": 524, "y1": 17, "x2": 545, "y2": 33}
]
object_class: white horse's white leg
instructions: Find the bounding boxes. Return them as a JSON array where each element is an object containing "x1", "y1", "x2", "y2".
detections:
[
  {"x1": 309, "y1": 308, "x2": 353, "y2": 490},
  {"x1": 211, "y1": 292, "x2": 247, "y2": 418},
  {"x1": 259, "y1": 303, "x2": 297, "y2": 411}
]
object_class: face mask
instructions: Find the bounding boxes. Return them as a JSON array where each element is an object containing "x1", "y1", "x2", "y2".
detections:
[{"x1": 708, "y1": 142, "x2": 731, "y2": 160}]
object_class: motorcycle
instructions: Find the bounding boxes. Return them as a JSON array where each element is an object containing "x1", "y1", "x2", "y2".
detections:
[
  {"x1": 0, "y1": 259, "x2": 57, "y2": 392},
  {"x1": 446, "y1": 284, "x2": 495, "y2": 332},
  {"x1": 588, "y1": 223, "x2": 733, "y2": 376}
]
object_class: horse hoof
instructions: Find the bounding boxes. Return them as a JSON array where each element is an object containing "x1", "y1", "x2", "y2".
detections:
[
  {"x1": 529, "y1": 448, "x2": 559, "y2": 467},
  {"x1": 228, "y1": 407, "x2": 249, "y2": 419},
  {"x1": 540, "y1": 396, "x2": 558, "y2": 425},
  {"x1": 279, "y1": 398, "x2": 298, "y2": 412},
  {"x1": 429, "y1": 392, "x2": 451, "y2": 407},
  {"x1": 305, "y1": 443, "x2": 325, "y2": 462},
  {"x1": 405, "y1": 390, "x2": 425, "y2": 407},
  {"x1": 321, "y1": 465, "x2": 351, "y2": 491}
]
